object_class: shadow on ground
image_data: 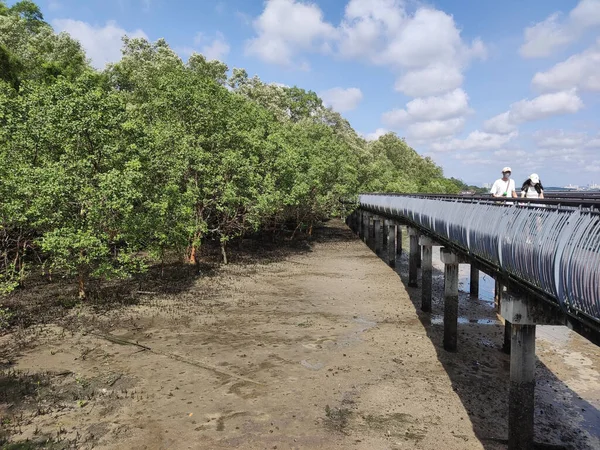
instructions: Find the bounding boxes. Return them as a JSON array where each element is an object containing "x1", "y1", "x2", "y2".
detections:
[
  {"x1": 0, "y1": 222, "x2": 354, "y2": 335},
  {"x1": 366, "y1": 226, "x2": 600, "y2": 450}
]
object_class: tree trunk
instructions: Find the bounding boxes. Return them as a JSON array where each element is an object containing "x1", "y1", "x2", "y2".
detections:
[
  {"x1": 188, "y1": 245, "x2": 196, "y2": 264},
  {"x1": 78, "y1": 271, "x2": 87, "y2": 300},
  {"x1": 221, "y1": 241, "x2": 228, "y2": 265}
]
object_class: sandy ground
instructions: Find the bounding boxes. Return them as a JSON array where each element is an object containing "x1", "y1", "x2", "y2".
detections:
[{"x1": 0, "y1": 219, "x2": 599, "y2": 449}]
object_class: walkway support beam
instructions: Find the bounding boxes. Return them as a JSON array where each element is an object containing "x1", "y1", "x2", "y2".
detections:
[
  {"x1": 396, "y1": 224, "x2": 402, "y2": 256},
  {"x1": 373, "y1": 217, "x2": 382, "y2": 255},
  {"x1": 419, "y1": 236, "x2": 434, "y2": 312},
  {"x1": 386, "y1": 219, "x2": 396, "y2": 267},
  {"x1": 500, "y1": 290, "x2": 564, "y2": 450},
  {"x1": 470, "y1": 265, "x2": 479, "y2": 298},
  {"x1": 408, "y1": 228, "x2": 419, "y2": 287},
  {"x1": 440, "y1": 248, "x2": 461, "y2": 352},
  {"x1": 501, "y1": 293, "x2": 537, "y2": 450},
  {"x1": 494, "y1": 279, "x2": 502, "y2": 312},
  {"x1": 361, "y1": 212, "x2": 369, "y2": 244}
]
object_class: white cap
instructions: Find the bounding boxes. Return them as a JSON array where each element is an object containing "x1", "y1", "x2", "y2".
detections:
[
  {"x1": 529, "y1": 173, "x2": 540, "y2": 184},
  {"x1": 502, "y1": 166, "x2": 512, "y2": 173}
]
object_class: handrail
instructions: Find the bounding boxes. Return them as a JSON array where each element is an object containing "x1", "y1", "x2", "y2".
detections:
[
  {"x1": 359, "y1": 192, "x2": 600, "y2": 209},
  {"x1": 359, "y1": 194, "x2": 600, "y2": 331}
]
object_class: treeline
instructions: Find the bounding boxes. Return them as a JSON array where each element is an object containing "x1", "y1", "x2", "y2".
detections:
[{"x1": 0, "y1": 1, "x2": 461, "y2": 298}]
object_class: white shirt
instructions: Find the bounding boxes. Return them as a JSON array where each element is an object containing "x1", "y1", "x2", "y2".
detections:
[
  {"x1": 521, "y1": 186, "x2": 542, "y2": 199},
  {"x1": 490, "y1": 178, "x2": 516, "y2": 197}
]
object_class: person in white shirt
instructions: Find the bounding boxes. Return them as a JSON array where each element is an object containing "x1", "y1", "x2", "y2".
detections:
[
  {"x1": 490, "y1": 166, "x2": 517, "y2": 198},
  {"x1": 520, "y1": 173, "x2": 544, "y2": 199}
]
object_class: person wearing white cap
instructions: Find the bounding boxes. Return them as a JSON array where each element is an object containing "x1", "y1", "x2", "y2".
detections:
[
  {"x1": 490, "y1": 166, "x2": 517, "y2": 198},
  {"x1": 520, "y1": 173, "x2": 544, "y2": 199}
]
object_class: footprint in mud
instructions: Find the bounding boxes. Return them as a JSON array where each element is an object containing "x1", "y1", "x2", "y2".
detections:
[
  {"x1": 362, "y1": 412, "x2": 427, "y2": 441},
  {"x1": 199, "y1": 411, "x2": 249, "y2": 432},
  {"x1": 228, "y1": 381, "x2": 265, "y2": 399},
  {"x1": 303, "y1": 339, "x2": 336, "y2": 350}
]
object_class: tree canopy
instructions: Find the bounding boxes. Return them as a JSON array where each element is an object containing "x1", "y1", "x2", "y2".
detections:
[{"x1": 0, "y1": 1, "x2": 463, "y2": 298}]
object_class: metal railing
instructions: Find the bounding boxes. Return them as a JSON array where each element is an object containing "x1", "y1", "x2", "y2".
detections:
[{"x1": 359, "y1": 193, "x2": 600, "y2": 329}]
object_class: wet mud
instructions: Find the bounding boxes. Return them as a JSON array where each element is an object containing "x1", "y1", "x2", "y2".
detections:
[{"x1": 0, "y1": 219, "x2": 598, "y2": 449}]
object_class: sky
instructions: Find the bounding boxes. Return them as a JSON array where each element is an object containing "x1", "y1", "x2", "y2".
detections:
[{"x1": 28, "y1": 0, "x2": 600, "y2": 187}]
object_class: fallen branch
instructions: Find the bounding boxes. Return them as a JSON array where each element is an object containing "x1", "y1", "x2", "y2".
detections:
[
  {"x1": 153, "y1": 351, "x2": 265, "y2": 386},
  {"x1": 91, "y1": 332, "x2": 263, "y2": 386},
  {"x1": 91, "y1": 333, "x2": 151, "y2": 351}
]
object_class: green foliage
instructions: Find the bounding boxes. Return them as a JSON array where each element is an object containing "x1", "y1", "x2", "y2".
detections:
[{"x1": 0, "y1": 0, "x2": 473, "y2": 297}]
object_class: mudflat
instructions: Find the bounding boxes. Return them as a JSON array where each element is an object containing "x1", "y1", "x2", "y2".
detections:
[{"x1": 1, "y1": 219, "x2": 599, "y2": 449}]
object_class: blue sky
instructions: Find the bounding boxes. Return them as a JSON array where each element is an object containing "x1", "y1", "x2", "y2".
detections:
[{"x1": 31, "y1": 0, "x2": 600, "y2": 187}]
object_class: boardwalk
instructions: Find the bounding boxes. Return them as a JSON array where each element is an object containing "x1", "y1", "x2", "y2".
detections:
[{"x1": 2, "y1": 220, "x2": 599, "y2": 449}]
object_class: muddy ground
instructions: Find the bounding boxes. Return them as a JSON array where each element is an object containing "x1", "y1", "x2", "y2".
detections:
[{"x1": 0, "y1": 219, "x2": 599, "y2": 449}]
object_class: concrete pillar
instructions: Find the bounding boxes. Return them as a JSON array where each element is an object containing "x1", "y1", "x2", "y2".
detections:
[
  {"x1": 470, "y1": 265, "x2": 479, "y2": 298},
  {"x1": 417, "y1": 244, "x2": 422, "y2": 268},
  {"x1": 396, "y1": 224, "x2": 403, "y2": 255},
  {"x1": 408, "y1": 228, "x2": 419, "y2": 287},
  {"x1": 382, "y1": 219, "x2": 388, "y2": 253},
  {"x1": 386, "y1": 220, "x2": 395, "y2": 267},
  {"x1": 373, "y1": 217, "x2": 382, "y2": 254},
  {"x1": 419, "y1": 236, "x2": 433, "y2": 312},
  {"x1": 361, "y1": 212, "x2": 369, "y2": 243},
  {"x1": 509, "y1": 323, "x2": 536, "y2": 450},
  {"x1": 440, "y1": 248, "x2": 459, "y2": 352},
  {"x1": 494, "y1": 279, "x2": 502, "y2": 312},
  {"x1": 503, "y1": 320, "x2": 512, "y2": 354},
  {"x1": 501, "y1": 294, "x2": 539, "y2": 450}
]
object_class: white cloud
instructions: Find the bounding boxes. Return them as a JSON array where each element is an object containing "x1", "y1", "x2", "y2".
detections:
[
  {"x1": 338, "y1": 2, "x2": 485, "y2": 96},
  {"x1": 453, "y1": 152, "x2": 498, "y2": 166},
  {"x1": 363, "y1": 128, "x2": 389, "y2": 141},
  {"x1": 520, "y1": 0, "x2": 600, "y2": 58},
  {"x1": 404, "y1": 117, "x2": 465, "y2": 140},
  {"x1": 494, "y1": 149, "x2": 528, "y2": 158},
  {"x1": 194, "y1": 32, "x2": 230, "y2": 61},
  {"x1": 585, "y1": 138, "x2": 600, "y2": 149},
  {"x1": 532, "y1": 40, "x2": 600, "y2": 92},
  {"x1": 244, "y1": 0, "x2": 336, "y2": 66},
  {"x1": 338, "y1": 0, "x2": 405, "y2": 61},
  {"x1": 484, "y1": 89, "x2": 584, "y2": 135},
  {"x1": 533, "y1": 130, "x2": 587, "y2": 148},
  {"x1": 320, "y1": 87, "x2": 363, "y2": 112},
  {"x1": 245, "y1": 0, "x2": 485, "y2": 97},
  {"x1": 394, "y1": 63, "x2": 463, "y2": 97},
  {"x1": 510, "y1": 89, "x2": 584, "y2": 122},
  {"x1": 533, "y1": 130, "x2": 600, "y2": 154},
  {"x1": 382, "y1": 89, "x2": 470, "y2": 126},
  {"x1": 431, "y1": 130, "x2": 518, "y2": 152},
  {"x1": 52, "y1": 19, "x2": 147, "y2": 68},
  {"x1": 483, "y1": 112, "x2": 517, "y2": 134}
]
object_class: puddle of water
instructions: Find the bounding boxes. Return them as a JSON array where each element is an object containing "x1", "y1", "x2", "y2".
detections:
[
  {"x1": 336, "y1": 317, "x2": 377, "y2": 347},
  {"x1": 300, "y1": 317, "x2": 377, "y2": 371},
  {"x1": 429, "y1": 315, "x2": 499, "y2": 326},
  {"x1": 458, "y1": 265, "x2": 495, "y2": 303},
  {"x1": 300, "y1": 359, "x2": 324, "y2": 371},
  {"x1": 430, "y1": 249, "x2": 496, "y2": 303}
]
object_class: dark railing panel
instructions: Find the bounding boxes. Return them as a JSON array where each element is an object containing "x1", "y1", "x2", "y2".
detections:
[{"x1": 359, "y1": 194, "x2": 600, "y2": 326}]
